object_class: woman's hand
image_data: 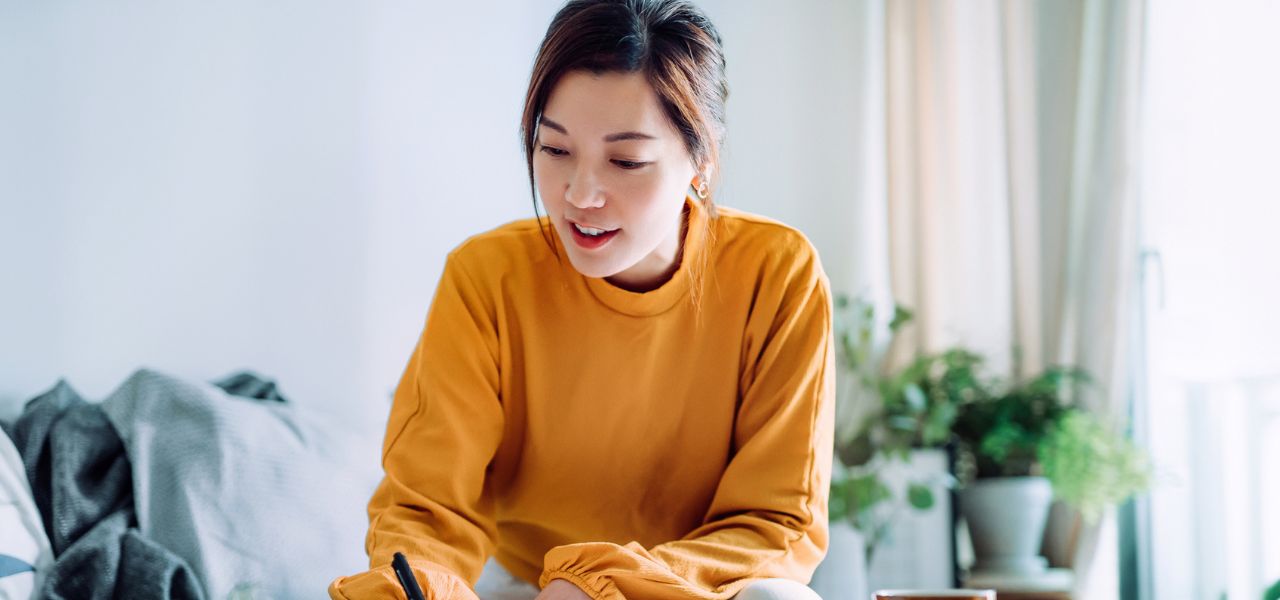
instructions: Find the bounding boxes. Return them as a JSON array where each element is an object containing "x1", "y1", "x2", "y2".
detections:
[{"x1": 535, "y1": 578, "x2": 593, "y2": 600}]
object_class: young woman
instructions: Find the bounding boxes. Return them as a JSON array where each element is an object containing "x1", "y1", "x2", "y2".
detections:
[{"x1": 329, "y1": 1, "x2": 834, "y2": 599}]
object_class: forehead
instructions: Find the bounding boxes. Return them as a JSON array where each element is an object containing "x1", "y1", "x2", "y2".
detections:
[{"x1": 541, "y1": 70, "x2": 676, "y2": 138}]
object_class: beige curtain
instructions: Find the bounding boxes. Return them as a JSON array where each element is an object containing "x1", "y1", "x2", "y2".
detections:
[{"x1": 881, "y1": 0, "x2": 1146, "y2": 596}]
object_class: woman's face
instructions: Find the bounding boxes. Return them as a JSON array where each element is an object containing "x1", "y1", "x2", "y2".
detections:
[{"x1": 534, "y1": 70, "x2": 700, "y2": 290}]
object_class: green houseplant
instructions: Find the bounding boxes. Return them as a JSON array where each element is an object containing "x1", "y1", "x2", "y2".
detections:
[
  {"x1": 951, "y1": 366, "x2": 1153, "y2": 521},
  {"x1": 828, "y1": 295, "x2": 967, "y2": 561},
  {"x1": 950, "y1": 357, "x2": 1152, "y2": 576},
  {"x1": 828, "y1": 295, "x2": 1153, "y2": 571}
]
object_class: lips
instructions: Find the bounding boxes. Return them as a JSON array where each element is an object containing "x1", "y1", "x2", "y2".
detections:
[
  {"x1": 567, "y1": 219, "x2": 621, "y2": 250},
  {"x1": 569, "y1": 219, "x2": 617, "y2": 233}
]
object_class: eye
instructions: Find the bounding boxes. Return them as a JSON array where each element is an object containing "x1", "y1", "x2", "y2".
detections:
[
  {"x1": 539, "y1": 144, "x2": 568, "y2": 157},
  {"x1": 612, "y1": 159, "x2": 650, "y2": 170}
]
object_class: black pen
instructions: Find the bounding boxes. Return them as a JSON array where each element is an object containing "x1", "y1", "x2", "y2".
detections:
[{"x1": 392, "y1": 552, "x2": 427, "y2": 600}]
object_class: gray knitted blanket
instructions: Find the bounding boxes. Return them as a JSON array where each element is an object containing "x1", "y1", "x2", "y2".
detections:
[
  {"x1": 99, "y1": 369, "x2": 381, "y2": 600},
  {"x1": 10, "y1": 380, "x2": 205, "y2": 600}
]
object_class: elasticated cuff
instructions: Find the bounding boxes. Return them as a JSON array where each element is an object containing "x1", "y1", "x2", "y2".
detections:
[
  {"x1": 329, "y1": 558, "x2": 478, "y2": 600},
  {"x1": 539, "y1": 568, "x2": 623, "y2": 600}
]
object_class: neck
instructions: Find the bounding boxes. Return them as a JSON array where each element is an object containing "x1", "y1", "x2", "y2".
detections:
[{"x1": 605, "y1": 203, "x2": 689, "y2": 293}]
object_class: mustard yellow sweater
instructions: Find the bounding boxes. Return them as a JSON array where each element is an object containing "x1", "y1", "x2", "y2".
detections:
[{"x1": 329, "y1": 197, "x2": 834, "y2": 599}]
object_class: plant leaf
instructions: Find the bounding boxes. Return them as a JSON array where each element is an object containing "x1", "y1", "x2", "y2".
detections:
[
  {"x1": 1264, "y1": 578, "x2": 1280, "y2": 600},
  {"x1": 907, "y1": 483, "x2": 935, "y2": 510},
  {"x1": 903, "y1": 383, "x2": 927, "y2": 412},
  {"x1": 1037, "y1": 411, "x2": 1152, "y2": 521},
  {"x1": 889, "y1": 305, "x2": 914, "y2": 331}
]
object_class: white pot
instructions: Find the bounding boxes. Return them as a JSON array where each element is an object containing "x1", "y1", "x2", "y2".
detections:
[
  {"x1": 959, "y1": 476, "x2": 1052, "y2": 575},
  {"x1": 810, "y1": 520, "x2": 868, "y2": 600},
  {"x1": 865, "y1": 449, "x2": 954, "y2": 591}
]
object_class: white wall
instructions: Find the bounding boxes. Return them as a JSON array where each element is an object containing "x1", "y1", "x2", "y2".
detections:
[{"x1": 0, "y1": 1, "x2": 882, "y2": 434}]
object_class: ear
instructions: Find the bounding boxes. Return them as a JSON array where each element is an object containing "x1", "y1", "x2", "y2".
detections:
[{"x1": 691, "y1": 164, "x2": 714, "y2": 188}]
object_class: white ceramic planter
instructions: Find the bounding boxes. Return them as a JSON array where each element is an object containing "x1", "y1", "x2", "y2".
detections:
[
  {"x1": 810, "y1": 520, "x2": 868, "y2": 600},
  {"x1": 959, "y1": 476, "x2": 1053, "y2": 575},
  {"x1": 865, "y1": 449, "x2": 954, "y2": 591}
]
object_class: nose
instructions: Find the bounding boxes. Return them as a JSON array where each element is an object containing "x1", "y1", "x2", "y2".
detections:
[{"x1": 564, "y1": 167, "x2": 606, "y2": 210}]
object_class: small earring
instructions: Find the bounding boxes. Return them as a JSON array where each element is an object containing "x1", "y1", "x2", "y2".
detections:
[{"x1": 695, "y1": 180, "x2": 709, "y2": 200}]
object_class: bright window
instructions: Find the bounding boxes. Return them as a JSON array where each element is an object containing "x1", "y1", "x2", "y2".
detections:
[{"x1": 1138, "y1": 1, "x2": 1280, "y2": 598}]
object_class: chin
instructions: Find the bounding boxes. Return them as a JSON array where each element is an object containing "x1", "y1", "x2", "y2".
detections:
[{"x1": 565, "y1": 251, "x2": 624, "y2": 279}]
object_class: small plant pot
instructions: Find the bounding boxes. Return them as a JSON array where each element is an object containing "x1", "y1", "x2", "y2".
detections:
[
  {"x1": 810, "y1": 520, "x2": 868, "y2": 600},
  {"x1": 959, "y1": 476, "x2": 1052, "y2": 575}
]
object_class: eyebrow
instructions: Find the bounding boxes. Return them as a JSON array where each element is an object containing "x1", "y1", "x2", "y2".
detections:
[{"x1": 540, "y1": 117, "x2": 657, "y2": 142}]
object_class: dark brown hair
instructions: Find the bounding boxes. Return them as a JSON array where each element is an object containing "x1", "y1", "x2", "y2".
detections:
[{"x1": 520, "y1": 0, "x2": 729, "y2": 250}]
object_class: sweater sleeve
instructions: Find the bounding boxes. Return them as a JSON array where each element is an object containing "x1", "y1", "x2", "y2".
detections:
[
  {"x1": 330, "y1": 251, "x2": 504, "y2": 600},
  {"x1": 538, "y1": 251, "x2": 836, "y2": 600}
]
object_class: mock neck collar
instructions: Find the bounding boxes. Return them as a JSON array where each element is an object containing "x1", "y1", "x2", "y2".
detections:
[{"x1": 551, "y1": 195, "x2": 709, "y2": 318}]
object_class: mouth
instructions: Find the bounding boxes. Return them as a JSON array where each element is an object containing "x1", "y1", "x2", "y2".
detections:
[{"x1": 567, "y1": 220, "x2": 621, "y2": 250}]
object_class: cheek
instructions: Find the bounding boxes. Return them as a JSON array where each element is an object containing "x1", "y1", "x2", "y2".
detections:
[
  {"x1": 532, "y1": 159, "x2": 564, "y2": 213},
  {"x1": 619, "y1": 171, "x2": 687, "y2": 219}
]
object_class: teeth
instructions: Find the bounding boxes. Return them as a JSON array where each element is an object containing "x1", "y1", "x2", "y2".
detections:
[{"x1": 573, "y1": 223, "x2": 612, "y2": 236}]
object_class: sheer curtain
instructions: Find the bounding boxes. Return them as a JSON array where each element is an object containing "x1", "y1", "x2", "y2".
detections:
[{"x1": 873, "y1": 1, "x2": 1146, "y2": 596}]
